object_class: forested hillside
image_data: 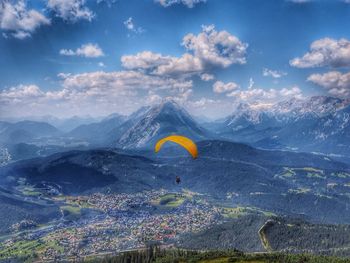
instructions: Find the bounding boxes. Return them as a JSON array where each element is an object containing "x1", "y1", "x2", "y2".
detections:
[{"x1": 89, "y1": 247, "x2": 350, "y2": 263}]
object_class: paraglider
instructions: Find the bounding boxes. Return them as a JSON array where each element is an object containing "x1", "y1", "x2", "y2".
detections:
[
  {"x1": 155, "y1": 135, "x2": 198, "y2": 185},
  {"x1": 154, "y1": 135, "x2": 198, "y2": 159}
]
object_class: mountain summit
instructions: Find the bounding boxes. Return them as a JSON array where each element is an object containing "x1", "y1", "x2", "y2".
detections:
[
  {"x1": 213, "y1": 96, "x2": 350, "y2": 155},
  {"x1": 117, "y1": 100, "x2": 209, "y2": 149}
]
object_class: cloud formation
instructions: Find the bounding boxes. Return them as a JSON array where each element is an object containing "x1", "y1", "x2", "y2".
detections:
[
  {"x1": 0, "y1": 70, "x2": 193, "y2": 117},
  {"x1": 0, "y1": 84, "x2": 43, "y2": 102},
  {"x1": 227, "y1": 86, "x2": 304, "y2": 105},
  {"x1": 0, "y1": 24, "x2": 249, "y2": 118},
  {"x1": 123, "y1": 17, "x2": 144, "y2": 34},
  {"x1": 307, "y1": 71, "x2": 350, "y2": 98},
  {"x1": 248, "y1": 78, "x2": 254, "y2": 89},
  {"x1": 153, "y1": 53, "x2": 203, "y2": 76},
  {"x1": 290, "y1": 38, "x2": 350, "y2": 68},
  {"x1": 155, "y1": 0, "x2": 206, "y2": 8},
  {"x1": 187, "y1": 87, "x2": 303, "y2": 118},
  {"x1": 47, "y1": 0, "x2": 94, "y2": 22},
  {"x1": 0, "y1": 0, "x2": 50, "y2": 39},
  {"x1": 60, "y1": 43, "x2": 104, "y2": 58},
  {"x1": 59, "y1": 70, "x2": 192, "y2": 92},
  {"x1": 121, "y1": 51, "x2": 172, "y2": 70},
  {"x1": 97, "y1": 0, "x2": 117, "y2": 7},
  {"x1": 213, "y1": 81, "x2": 239, "y2": 93},
  {"x1": 121, "y1": 25, "x2": 247, "y2": 77},
  {"x1": 200, "y1": 73, "x2": 214, "y2": 81},
  {"x1": 262, "y1": 68, "x2": 287, "y2": 78},
  {"x1": 183, "y1": 25, "x2": 247, "y2": 68}
]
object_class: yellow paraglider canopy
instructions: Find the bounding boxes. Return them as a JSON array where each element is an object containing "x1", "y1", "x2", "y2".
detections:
[{"x1": 155, "y1": 135, "x2": 198, "y2": 159}]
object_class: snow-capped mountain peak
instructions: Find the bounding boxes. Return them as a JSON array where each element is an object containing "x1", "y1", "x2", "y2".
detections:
[
  {"x1": 215, "y1": 95, "x2": 350, "y2": 155},
  {"x1": 272, "y1": 96, "x2": 350, "y2": 117},
  {"x1": 117, "y1": 100, "x2": 208, "y2": 149}
]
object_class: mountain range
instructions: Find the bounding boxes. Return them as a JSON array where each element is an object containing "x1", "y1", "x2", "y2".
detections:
[
  {"x1": 0, "y1": 115, "x2": 103, "y2": 132},
  {"x1": 1, "y1": 96, "x2": 350, "y2": 162},
  {"x1": 0, "y1": 120, "x2": 61, "y2": 144},
  {"x1": 67, "y1": 101, "x2": 210, "y2": 149},
  {"x1": 206, "y1": 96, "x2": 350, "y2": 156}
]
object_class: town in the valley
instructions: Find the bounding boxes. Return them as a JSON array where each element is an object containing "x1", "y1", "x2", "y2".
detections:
[{"x1": 0, "y1": 188, "x2": 257, "y2": 262}]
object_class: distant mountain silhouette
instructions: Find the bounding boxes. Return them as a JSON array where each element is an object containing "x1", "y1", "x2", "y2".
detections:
[
  {"x1": 68, "y1": 113, "x2": 127, "y2": 144},
  {"x1": 0, "y1": 120, "x2": 61, "y2": 144}
]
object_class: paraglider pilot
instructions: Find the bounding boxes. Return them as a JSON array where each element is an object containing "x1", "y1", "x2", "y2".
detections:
[{"x1": 154, "y1": 135, "x2": 198, "y2": 185}]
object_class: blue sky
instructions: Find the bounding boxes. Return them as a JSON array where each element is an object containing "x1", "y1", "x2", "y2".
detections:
[{"x1": 1, "y1": 0, "x2": 350, "y2": 119}]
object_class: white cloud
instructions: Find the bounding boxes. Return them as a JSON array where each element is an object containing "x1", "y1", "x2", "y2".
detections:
[
  {"x1": 60, "y1": 43, "x2": 104, "y2": 58},
  {"x1": 0, "y1": 0, "x2": 50, "y2": 39},
  {"x1": 124, "y1": 17, "x2": 134, "y2": 30},
  {"x1": 213, "y1": 81, "x2": 239, "y2": 94},
  {"x1": 307, "y1": 71, "x2": 350, "y2": 97},
  {"x1": 262, "y1": 68, "x2": 287, "y2": 78},
  {"x1": 123, "y1": 17, "x2": 144, "y2": 35},
  {"x1": 154, "y1": 53, "x2": 203, "y2": 76},
  {"x1": 146, "y1": 92, "x2": 162, "y2": 104},
  {"x1": 185, "y1": 97, "x2": 235, "y2": 119},
  {"x1": 97, "y1": 0, "x2": 117, "y2": 7},
  {"x1": 11, "y1": 30, "x2": 30, "y2": 39},
  {"x1": 121, "y1": 25, "x2": 247, "y2": 77},
  {"x1": 59, "y1": 70, "x2": 192, "y2": 92},
  {"x1": 200, "y1": 73, "x2": 214, "y2": 81},
  {"x1": 0, "y1": 78, "x2": 306, "y2": 120},
  {"x1": 166, "y1": 88, "x2": 193, "y2": 105},
  {"x1": 290, "y1": 38, "x2": 350, "y2": 68},
  {"x1": 143, "y1": 87, "x2": 195, "y2": 110},
  {"x1": 248, "y1": 77, "x2": 254, "y2": 89},
  {"x1": 227, "y1": 86, "x2": 304, "y2": 104},
  {"x1": 0, "y1": 84, "x2": 43, "y2": 102},
  {"x1": 122, "y1": 51, "x2": 203, "y2": 77},
  {"x1": 190, "y1": 97, "x2": 216, "y2": 108},
  {"x1": 4, "y1": 83, "x2": 306, "y2": 120},
  {"x1": 121, "y1": 51, "x2": 172, "y2": 70},
  {"x1": 183, "y1": 24, "x2": 247, "y2": 68},
  {"x1": 155, "y1": 0, "x2": 206, "y2": 8},
  {"x1": 98, "y1": 62, "x2": 105, "y2": 67},
  {"x1": 0, "y1": 71, "x2": 193, "y2": 117},
  {"x1": 59, "y1": 49, "x2": 75, "y2": 56},
  {"x1": 47, "y1": 0, "x2": 94, "y2": 22}
]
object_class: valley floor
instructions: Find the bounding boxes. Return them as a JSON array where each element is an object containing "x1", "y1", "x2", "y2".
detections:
[
  {"x1": 0, "y1": 189, "x2": 242, "y2": 262},
  {"x1": 1, "y1": 188, "x2": 350, "y2": 262}
]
